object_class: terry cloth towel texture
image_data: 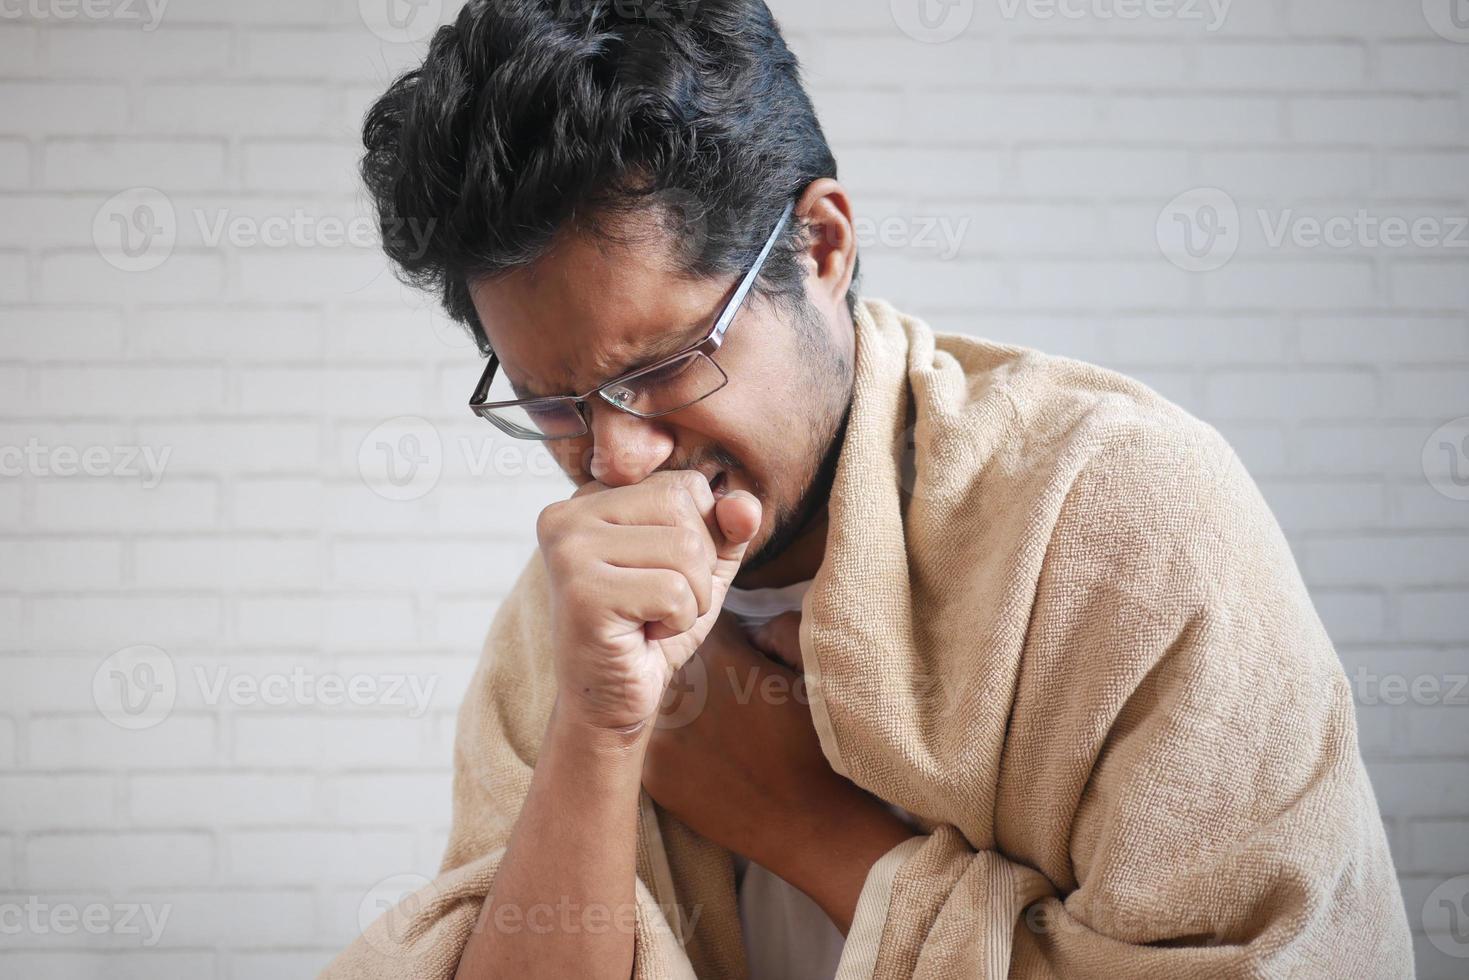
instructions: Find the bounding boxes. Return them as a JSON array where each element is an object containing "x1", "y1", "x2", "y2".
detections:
[{"x1": 321, "y1": 297, "x2": 1413, "y2": 979}]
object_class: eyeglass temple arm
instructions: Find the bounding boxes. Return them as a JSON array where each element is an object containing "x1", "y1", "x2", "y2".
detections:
[{"x1": 709, "y1": 199, "x2": 796, "y2": 347}]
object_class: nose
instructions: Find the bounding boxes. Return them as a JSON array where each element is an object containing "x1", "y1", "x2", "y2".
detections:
[{"x1": 585, "y1": 401, "x2": 675, "y2": 487}]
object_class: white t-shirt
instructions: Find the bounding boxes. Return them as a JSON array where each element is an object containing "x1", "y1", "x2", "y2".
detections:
[{"x1": 721, "y1": 580, "x2": 846, "y2": 980}]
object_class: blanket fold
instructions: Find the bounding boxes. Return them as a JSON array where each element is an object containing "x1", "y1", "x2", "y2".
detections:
[{"x1": 322, "y1": 298, "x2": 1412, "y2": 980}]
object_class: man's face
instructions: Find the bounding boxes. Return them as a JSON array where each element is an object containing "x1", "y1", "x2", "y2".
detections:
[{"x1": 468, "y1": 207, "x2": 853, "y2": 572}]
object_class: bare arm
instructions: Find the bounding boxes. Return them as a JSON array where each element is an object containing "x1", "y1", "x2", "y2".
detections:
[
  {"x1": 453, "y1": 699, "x2": 649, "y2": 980},
  {"x1": 453, "y1": 471, "x2": 761, "y2": 979}
]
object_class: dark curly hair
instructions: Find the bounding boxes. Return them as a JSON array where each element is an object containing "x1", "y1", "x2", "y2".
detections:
[{"x1": 361, "y1": 0, "x2": 859, "y2": 347}]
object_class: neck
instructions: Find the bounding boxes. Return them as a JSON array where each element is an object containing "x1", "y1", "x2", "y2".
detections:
[{"x1": 733, "y1": 507, "x2": 829, "y2": 590}]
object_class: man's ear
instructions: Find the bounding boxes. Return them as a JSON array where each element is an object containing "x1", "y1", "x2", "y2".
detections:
[{"x1": 794, "y1": 178, "x2": 857, "y2": 312}]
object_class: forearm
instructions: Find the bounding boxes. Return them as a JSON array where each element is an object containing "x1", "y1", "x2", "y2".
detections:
[{"x1": 454, "y1": 696, "x2": 650, "y2": 980}]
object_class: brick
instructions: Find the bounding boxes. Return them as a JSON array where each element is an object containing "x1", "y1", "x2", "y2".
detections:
[
  {"x1": 0, "y1": 137, "x2": 28, "y2": 188},
  {"x1": 1016, "y1": 146, "x2": 1191, "y2": 196},
  {"x1": 42, "y1": 138, "x2": 229, "y2": 191},
  {"x1": 0, "y1": 307, "x2": 125, "y2": 360},
  {"x1": 1007, "y1": 39, "x2": 1188, "y2": 85},
  {"x1": 1197, "y1": 149, "x2": 1374, "y2": 200},
  {"x1": 0, "y1": 83, "x2": 128, "y2": 134},
  {"x1": 1300, "y1": 316, "x2": 1468, "y2": 363},
  {"x1": 911, "y1": 90, "x2": 1097, "y2": 143},
  {"x1": 130, "y1": 774, "x2": 315, "y2": 825},
  {"x1": 28, "y1": 596, "x2": 220, "y2": 648},
  {"x1": 133, "y1": 536, "x2": 322, "y2": 589},
  {"x1": 0, "y1": 538, "x2": 123, "y2": 590},
  {"x1": 46, "y1": 26, "x2": 232, "y2": 77},
  {"x1": 223, "y1": 829, "x2": 416, "y2": 886},
  {"x1": 25, "y1": 832, "x2": 213, "y2": 889},
  {"x1": 1398, "y1": 591, "x2": 1469, "y2": 644},
  {"x1": 0, "y1": 775, "x2": 116, "y2": 828},
  {"x1": 1196, "y1": 42, "x2": 1367, "y2": 90},
  {"x1": 138, "y1": 84, "x2": 331, "y2": 135},
  {"x1": 1289, "y1": 96, "x2": 1461, "y2": 145},
  {"x1": 1391, "y1": 262, "x2": 1469, "y2": 311},
  {"x1": 1384, "y1": 151, "x2": 1469, "y2": 198},
  {"x1": 31, "y1": 479, "x2": 217, "y2": 532},
  {"x1": 1106, "y1": 95, "x2": 1279, "y2": 142},
  {"x1": 0, "y1": 953, "x2": 216, "y2": 979},
  {"x1": 242, "y1": 140, "x2": 361, "y2": 193},
  {"x1": 1304, "y1": 535, "x2": 1469, "y2": 587},
  {"x1": 1202, "y1": 260, "x2": 1377, "y2": 311}
]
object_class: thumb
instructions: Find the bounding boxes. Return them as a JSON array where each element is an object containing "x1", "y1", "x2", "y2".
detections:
[{"x1": 713, "y1": 490, "x2": 761, "y2": 563}]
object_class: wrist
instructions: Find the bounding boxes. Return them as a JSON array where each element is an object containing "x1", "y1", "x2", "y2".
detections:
[{"x1": 548, "y1": 694, "x2": 654, "y2": 761}]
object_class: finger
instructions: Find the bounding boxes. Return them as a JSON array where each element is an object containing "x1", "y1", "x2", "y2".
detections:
[
  {"x1": 596, "y1": 524, "x2": 716, "y2": 617},
  {"x1": 713, "y1": 490, "x2": 762, "y2": 562},
  {"x1": 586, "y1": 470, "x2": 718, "y2": 536},
  {"x1": 607, "y1": 566, "x2": 699, "y2": 640}
]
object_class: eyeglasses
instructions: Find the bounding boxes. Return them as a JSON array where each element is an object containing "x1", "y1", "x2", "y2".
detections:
[{"x1": 468, "y1": 200, "x2": 796, "y2": 441}]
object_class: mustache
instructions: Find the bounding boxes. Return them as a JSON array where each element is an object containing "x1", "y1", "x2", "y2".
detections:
[{"x1": 658, "y1": 446, "x2": 741, "y2": 476}]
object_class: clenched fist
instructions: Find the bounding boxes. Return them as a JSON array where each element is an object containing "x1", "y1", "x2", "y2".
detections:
[{"x1": 536, "y1": 470, "x2": 762, "y2": 732}]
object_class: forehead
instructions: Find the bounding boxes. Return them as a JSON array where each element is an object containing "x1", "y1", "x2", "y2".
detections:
[{"x1": 468, "y1": 214, "x2": 725, "y2": 396}]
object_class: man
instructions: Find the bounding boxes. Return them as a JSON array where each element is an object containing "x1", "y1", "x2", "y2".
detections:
[{"x1": 325, "y1": 1, "x2": 1413, "y2": 977}]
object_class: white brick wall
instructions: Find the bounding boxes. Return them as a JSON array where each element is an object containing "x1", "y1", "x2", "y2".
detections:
[{"x1": 1, "y1": 1, "x2": 1465, "y2": 976}]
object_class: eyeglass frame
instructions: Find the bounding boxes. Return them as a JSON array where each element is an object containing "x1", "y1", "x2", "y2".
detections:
[{"x1": 468, "y1": 199, "x2": 797, "y2": 441}]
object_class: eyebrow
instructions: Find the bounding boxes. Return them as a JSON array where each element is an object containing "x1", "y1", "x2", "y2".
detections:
[{"x1": 516, "y1": 319, "x2": 709, "y2": 401}]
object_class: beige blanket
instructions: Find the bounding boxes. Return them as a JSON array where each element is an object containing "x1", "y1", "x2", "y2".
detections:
[{"x1": 323, "y1": 298, "x2": 1413, "y2": 979}]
